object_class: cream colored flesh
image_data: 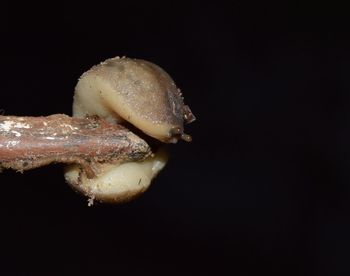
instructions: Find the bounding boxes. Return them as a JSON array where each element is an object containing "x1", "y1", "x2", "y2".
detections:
[
  {"x1": 73, "y1": 77, "x2": 121, "y2": 123},
  {"x1": 65, "y1": 148, "x2": 168, "y2": 203}
]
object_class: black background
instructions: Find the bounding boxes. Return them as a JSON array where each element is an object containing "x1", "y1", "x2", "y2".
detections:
[{"x1": 1, "y1": 1, "x2": 350, "y2": 275}]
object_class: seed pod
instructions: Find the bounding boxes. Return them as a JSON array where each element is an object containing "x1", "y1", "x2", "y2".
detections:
[
  {"x1": 65, "y1": 57, "x2": 195, "y2": 204},
  {"x1": 73, "y1": 57, "x2": 195, "y2": 143}
]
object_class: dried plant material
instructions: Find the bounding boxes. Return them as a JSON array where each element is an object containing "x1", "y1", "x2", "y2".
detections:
[{"x1": 0, "y1": 114, "x2": 151, "y2": 177}]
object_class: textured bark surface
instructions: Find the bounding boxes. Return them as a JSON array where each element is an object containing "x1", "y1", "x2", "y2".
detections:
[{"x1": 0, "y1": 114, "x2": 151, "y2": 178}]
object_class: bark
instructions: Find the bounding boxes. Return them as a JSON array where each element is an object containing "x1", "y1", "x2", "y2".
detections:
[{"x1": 0, "y1": 114, "x2": 151, "y2": 178}]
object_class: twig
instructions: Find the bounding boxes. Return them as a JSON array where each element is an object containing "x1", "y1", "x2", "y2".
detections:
[{"x1": 0, "y1": 114, "x2": 151, "y2": 178}]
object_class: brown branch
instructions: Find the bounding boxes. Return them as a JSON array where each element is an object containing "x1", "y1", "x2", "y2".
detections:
[{"x1": 0, "y1": 114, "x2": 151, "y2": 178}]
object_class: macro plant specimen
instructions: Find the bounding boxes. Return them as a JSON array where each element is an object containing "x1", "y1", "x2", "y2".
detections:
[{"x1": 0, "y1": 57, "x2": 195, "y2": 204}]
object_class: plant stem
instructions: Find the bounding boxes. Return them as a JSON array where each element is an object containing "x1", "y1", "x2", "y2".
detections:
[{"x1": 0, "y1": 114, "x2": 151, "y2": 178}]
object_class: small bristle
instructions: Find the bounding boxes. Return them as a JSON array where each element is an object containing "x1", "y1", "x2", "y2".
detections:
[
  {"x1": 181, "y1": 133, "x2": 192, "y2": 142},
  {"x1": 169, "y1": 127, "x2": 182, "y2": 135}
]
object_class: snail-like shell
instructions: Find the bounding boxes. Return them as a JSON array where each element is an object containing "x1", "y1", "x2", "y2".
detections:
[
  {"x1": 65, "y1": 57, "x2": 195, "y2": 204},
  {"x1": 73, "y1": 57, "x2": 195, "y2": 143}
]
